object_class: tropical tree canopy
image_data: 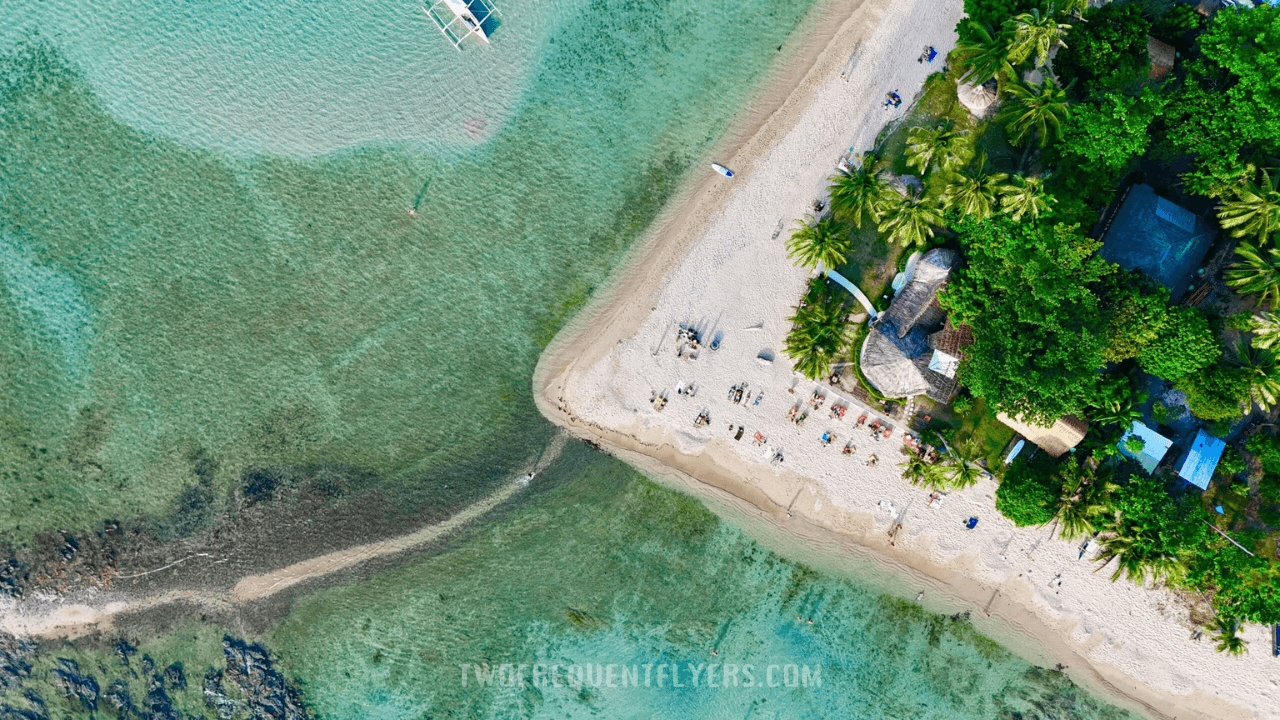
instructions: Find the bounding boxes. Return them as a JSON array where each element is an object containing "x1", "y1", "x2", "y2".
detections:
[
  {"x1": 1095, "y1": 474, "x2": 1206, "y2": 584},
  {"x1": 952, "y1": 21, "x2": 1015, "y2": 85},
  {"x1": 878, "y1": 188, "x2": 944, "y2": 248},
  {"x1": 1226, "y1": 241, "x2": 1280, "y2": 307},
  {"x1": 939, "y1": 217, "x2": 1115, "y2": 423},
  {"x1": 941, "y1": 153, "x2": 1009, "y2": 221},
  {"x1": 827, "y1": 156, "x2": 895, "y2": 229},
  {"x1": 785, "y1": 215, "x2": 849, "y2": 270},
  {"x1": 1246, "y1": 311, "x2": 1280, "y2": 349},
  {"x1": 999, "y1": 174, "x2": 1056, "y2": 222},
  {"x1": 1218, "y1": 168, "x2": 1280, "y2": 245},
  {"x1": 1229, "y1": 342, "x2": 1280, "y2": 412},
  {"x1": 1004, "y1": 8, "x2": 1071, "y2": 67},
  {"x1": 784, "y1": 279, "x2": 849, "y2": 380},
  {"x1": 1136, "y1": 306, "x2": 1222, "y2": 381},
  {"x1": 999, "y1": 78, "x2": 1070, "y2": 148},
  {"x1": 906, "y1": 123, "x2": 971, "y2": 175}
]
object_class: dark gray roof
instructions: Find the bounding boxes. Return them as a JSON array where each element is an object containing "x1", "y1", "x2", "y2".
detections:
[{"x1": 1099, "y1": 185, "x2": 1216, "y2": 302}]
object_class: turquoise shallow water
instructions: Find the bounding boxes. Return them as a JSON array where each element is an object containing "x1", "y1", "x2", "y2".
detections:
[
  {"x1": 0, "y1": 0, "x2": 1139, "y2": 717},
  {"x1": 0, "y1": 0, "x2": 806, "y2": 537},
  {"x1": 271, "y1": 445, "x2": 1137, "y2": 720}
]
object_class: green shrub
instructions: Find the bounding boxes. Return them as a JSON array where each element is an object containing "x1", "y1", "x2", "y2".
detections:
[
  {"x1": 995, "y1": 456, "x2": 1063, "y2": 527},
  {"x1": 1176, "y1": 364, "x2": 1249, "y2": 421},
  {"x1": 1246, "y1": 434, "x2": 1280, "y2": 474},
  {"x1": 1124, "y1": 437, "x2": 1146, "y2": 454},
  {"x1": 1138, "y1": 307, "x2": 1222, "y2": 381},
  {"x1": 1260, "y1": 473, "x2": 1280, "y2": 504},
  {"x1": 1217, "y1": 446, "x2": 1246, "y2": 478}
]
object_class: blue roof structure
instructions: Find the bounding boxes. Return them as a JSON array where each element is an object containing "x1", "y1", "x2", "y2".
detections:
[
  {"x1": 1117, "y1": 421, "x2": 1173, "y2": 473},
  {"x1": 1100, "y1": 185, "x2": 1217, "y2": 302},
  {"x1": 1176, "y1": 429, "x2": 1226, "y2": 490}
]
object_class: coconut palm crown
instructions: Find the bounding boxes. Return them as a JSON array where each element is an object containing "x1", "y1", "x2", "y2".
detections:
[
  {"x1": 941, "y1": 153, "x2": 1009, "y2": 222},
  {"x1": 878, "y1": 188, "x2": 944, "y2": 249},
  {"x1": 952, "y1": 22, "x2": 1015, "y2": 86},
  {"x1": 828, "y1": 155, "x2": 895, "y2": 229},
  {"x1": 1218, "y1": 168, "x2": 1280, "y2": 245},
  {"x1": 1225, "y1": 242, "x2": 1280, "y2": 307},
  {"x1": 998, "y1": 78, "x2": 1070, "y2": 148},
  {"x1": 785, "y1": 215, "x2": 849, "y2": 270},
  {"x1": 1000, "y1": 174, "x2": 1056, "y2": 221},
  {"x1": 905, "y1": 123, "x2": 970, "y2": 175},
  {"x1": 1004, "y1": 8, "x2": 1071, "y2": 67}
]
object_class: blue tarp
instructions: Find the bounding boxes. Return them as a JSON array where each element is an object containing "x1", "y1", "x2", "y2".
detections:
[
  {"x1": 1117, "y1": 421, "x2": 1173, "y2": 473},
  {"x1": 1176, "y1": 429, "x2": 1226, "y2": 490}
]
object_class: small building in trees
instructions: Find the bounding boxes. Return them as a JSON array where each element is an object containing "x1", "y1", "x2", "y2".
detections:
[
  {"x1": 996, "y1": 413, "x2": 1089, "y2": 458},
  {"x1": 860, "y1": 249, "x2": 969, "y2": 402},
  {"x1": 1098, "y1": 184, "x2": 1217, "y2": 302},
  {"x1": 1147, "y1": 37, "x2": 1176, "y2": 80},
  {"x1": 1117, "y1": 420, "x2": 1174, "y2": 472},
  {"x1": 1175, "y1": 429, "x2": 1226, "y2": 490}
]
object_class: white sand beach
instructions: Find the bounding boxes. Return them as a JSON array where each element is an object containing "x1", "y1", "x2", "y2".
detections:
[{"x1": 534, "y1": 0, "x2": 1278, "y2": 717}]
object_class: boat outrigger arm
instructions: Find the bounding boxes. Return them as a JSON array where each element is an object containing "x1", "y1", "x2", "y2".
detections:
[{"x1": 425, "y1": 0, "x2": 500, "y2": 50}]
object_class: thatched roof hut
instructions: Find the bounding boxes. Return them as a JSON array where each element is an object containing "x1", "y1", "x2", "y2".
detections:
[
  {"x1": 996, "y1": 413, "x2": 1088, "y2": 458},
  {"x1": 1147, "y1": 37, "x2": 1175, "y2": 80},
  {"x1": 860, "y1": 249, "x2": 963, "y2": 402},
  {"x1": 957, "y1": 82, "x2": 997, "y2": 117}
]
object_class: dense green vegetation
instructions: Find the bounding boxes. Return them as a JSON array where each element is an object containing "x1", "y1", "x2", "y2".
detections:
[{"x1": 775, "y1": 0, "x2": 1280, "y2": 647}]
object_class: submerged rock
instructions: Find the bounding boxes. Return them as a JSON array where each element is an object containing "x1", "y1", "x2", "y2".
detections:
[
  {"x1": 52, "y1": 659, "x2": 99, "y2": 713},
  {"x1": 105, "y1": 679, "x2": 138, "y2": 717},
  {"x1": 221, "y1": 636, "x2": 309, "y2": 720},
  {"x1": 203, "y1": 670, "x2": 239, "y2": 720},
  {"x1": 0, "y1": 633, "x2": 35, "y2": 692},
  {"x1": 163, "y1": 662, "x2": 186, "y2": 691}
]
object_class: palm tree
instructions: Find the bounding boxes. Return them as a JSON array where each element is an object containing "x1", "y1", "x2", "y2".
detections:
[
  {"x1": 941, "y1": 153, "x2": 1009, "y2": 222},
  {"x1": 1053, "y1": 462, "x2": 1116, "y2": 540},
  {"x1": 1095, "y1": 516, "x2": 1187, "y2": 584},
  {"x1": 999, "y1": 174, "x2": 1056, "y2": 222},
  {"x1": 785, "y1": 215, "x2": 849, "y2": 270},
  {"x1": 1092, "y1": 392, "x2": 1146, "y2": 429},
  {"x1": 1004, "y1": 8, "x2": 1071, "y2": 67},
  {"x1": 1230, "y1": 341, "x2": 1280, "y2": 411},
  {"x1": 900, "y1": 454, "x2": 931, "y2": 486},
  {"x1": 1212, "y1": 617, "x2": 1248, "y2": 656},
  {"x1": 998, "y1": 78, "x2": 1069, "y2": 149},
  {"x1": 952, "y1": 22, "x2": 1014, "y2": 86},
  {"x1": 878, "y1": 188, "x2": 944, "y2": 248},
  {"x1": 784, "y1": 282, "x2": 849, "y2": 380},
  {"x1": 906, "y1": 123, "x2": 970, "y2": 175},
  {"x1": 1225, "y1": 242, "x2": 1280, "y2": 307},
  {"x1": 1246, "y1": 311, "x2": 1280, "y2": 349},
  {"x1": 1057, "y1": 0, "x2": 1089, "y2": 18},
  {"x1": 929, "y1": 440, "x2": 985, "y2": 491},
  {"x1": 1218, "y1": 168, "x2": 1280, "y2": 245},
  {"x1": 828, "y1": 155, "x2": 895, "y2": 229}
]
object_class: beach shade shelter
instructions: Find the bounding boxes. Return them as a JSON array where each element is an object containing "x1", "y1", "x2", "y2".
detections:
[
  {"x1": 957, "y1": 82, "x2": 997, "y2": 117},
  {"x1": 1098, "y1": 185, "x2": 1217, "y2": 302},
  {"x1": 1147, "y1": 37, "x2": 1176, "y2": 80},
  {"x1": 1175, "y1": 429, "x2": 1226, "y2": 490},
  {"x1": 860, "y1": 249, "x2": 963, "y2": 402},
  {"x1": 1117, "y1": 420, "x2": 1173, "y2": 473},
  {"x1": 996, "y1": 413, "x2": 1088, "y2": 458}
]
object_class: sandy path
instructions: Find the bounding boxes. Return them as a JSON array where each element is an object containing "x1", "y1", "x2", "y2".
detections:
[
  {"x1": 0, "y1": 433, "x2": 569, "y2": 639},
  {"x1": 531, "y1": 0, "x2": 1274, "y2": 717}
]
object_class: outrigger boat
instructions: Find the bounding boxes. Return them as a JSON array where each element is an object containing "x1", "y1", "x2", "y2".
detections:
[{"x1": 426, "y1": 0, "x2": 500, "y2": 50}]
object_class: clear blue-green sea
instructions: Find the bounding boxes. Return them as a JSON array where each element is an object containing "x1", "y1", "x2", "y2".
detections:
[{"x1": 0, "y1": 0, "x2": 1138, "y2": 717}]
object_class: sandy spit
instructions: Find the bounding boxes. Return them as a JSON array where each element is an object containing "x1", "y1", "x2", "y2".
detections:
[{"x1": 532, "y1": 0, "x2": 1275, "y2": 717}]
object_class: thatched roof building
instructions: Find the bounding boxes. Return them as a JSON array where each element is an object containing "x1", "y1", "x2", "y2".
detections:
[
  {"x1": 860, "y1": 249, "x2": 964, "y2": 402},
  {"x1": 957, "y1": 81, "x2": 997, "y2": 117},
  {"x1": 996, "y1": 413, "x2": 1088, "y2": 458}
]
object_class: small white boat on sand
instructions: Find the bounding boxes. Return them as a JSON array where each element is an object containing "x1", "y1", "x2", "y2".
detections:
[{"x1": 711, "y1": 163, "x2": 734, "y2": 178}]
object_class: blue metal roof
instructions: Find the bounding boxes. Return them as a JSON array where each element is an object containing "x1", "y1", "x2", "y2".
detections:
[
  {"x1": 1177, "y1": 429, "x2": 1226, "y2": 490},
  {"x1": 1117, "y1": 421, "x2": 1173, "y2": 473}
]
